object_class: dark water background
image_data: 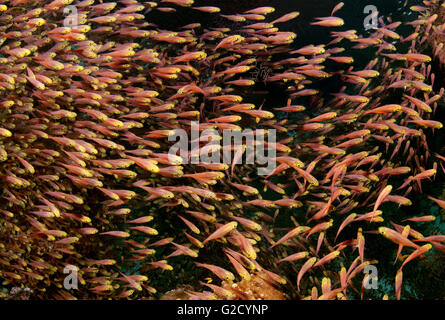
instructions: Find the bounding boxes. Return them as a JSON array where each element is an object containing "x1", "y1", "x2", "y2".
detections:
[{"x1": 146, "y1": 0, "x2": 418, "y2": 110}]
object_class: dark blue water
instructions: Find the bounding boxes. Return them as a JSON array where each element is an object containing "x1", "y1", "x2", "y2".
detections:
[{"x1": 148, "y1": 0, "x2": 415, "y2": 41}]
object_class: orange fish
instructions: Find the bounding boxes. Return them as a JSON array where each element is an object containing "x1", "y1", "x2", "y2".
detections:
[{"x1": 203, "y1": 222, "x2": 238, "y2": 245}]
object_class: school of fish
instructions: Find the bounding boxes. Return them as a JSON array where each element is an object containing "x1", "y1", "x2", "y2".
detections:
[{"x1": 0, "y1": 0, "x2": 445, "y2": 300}]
